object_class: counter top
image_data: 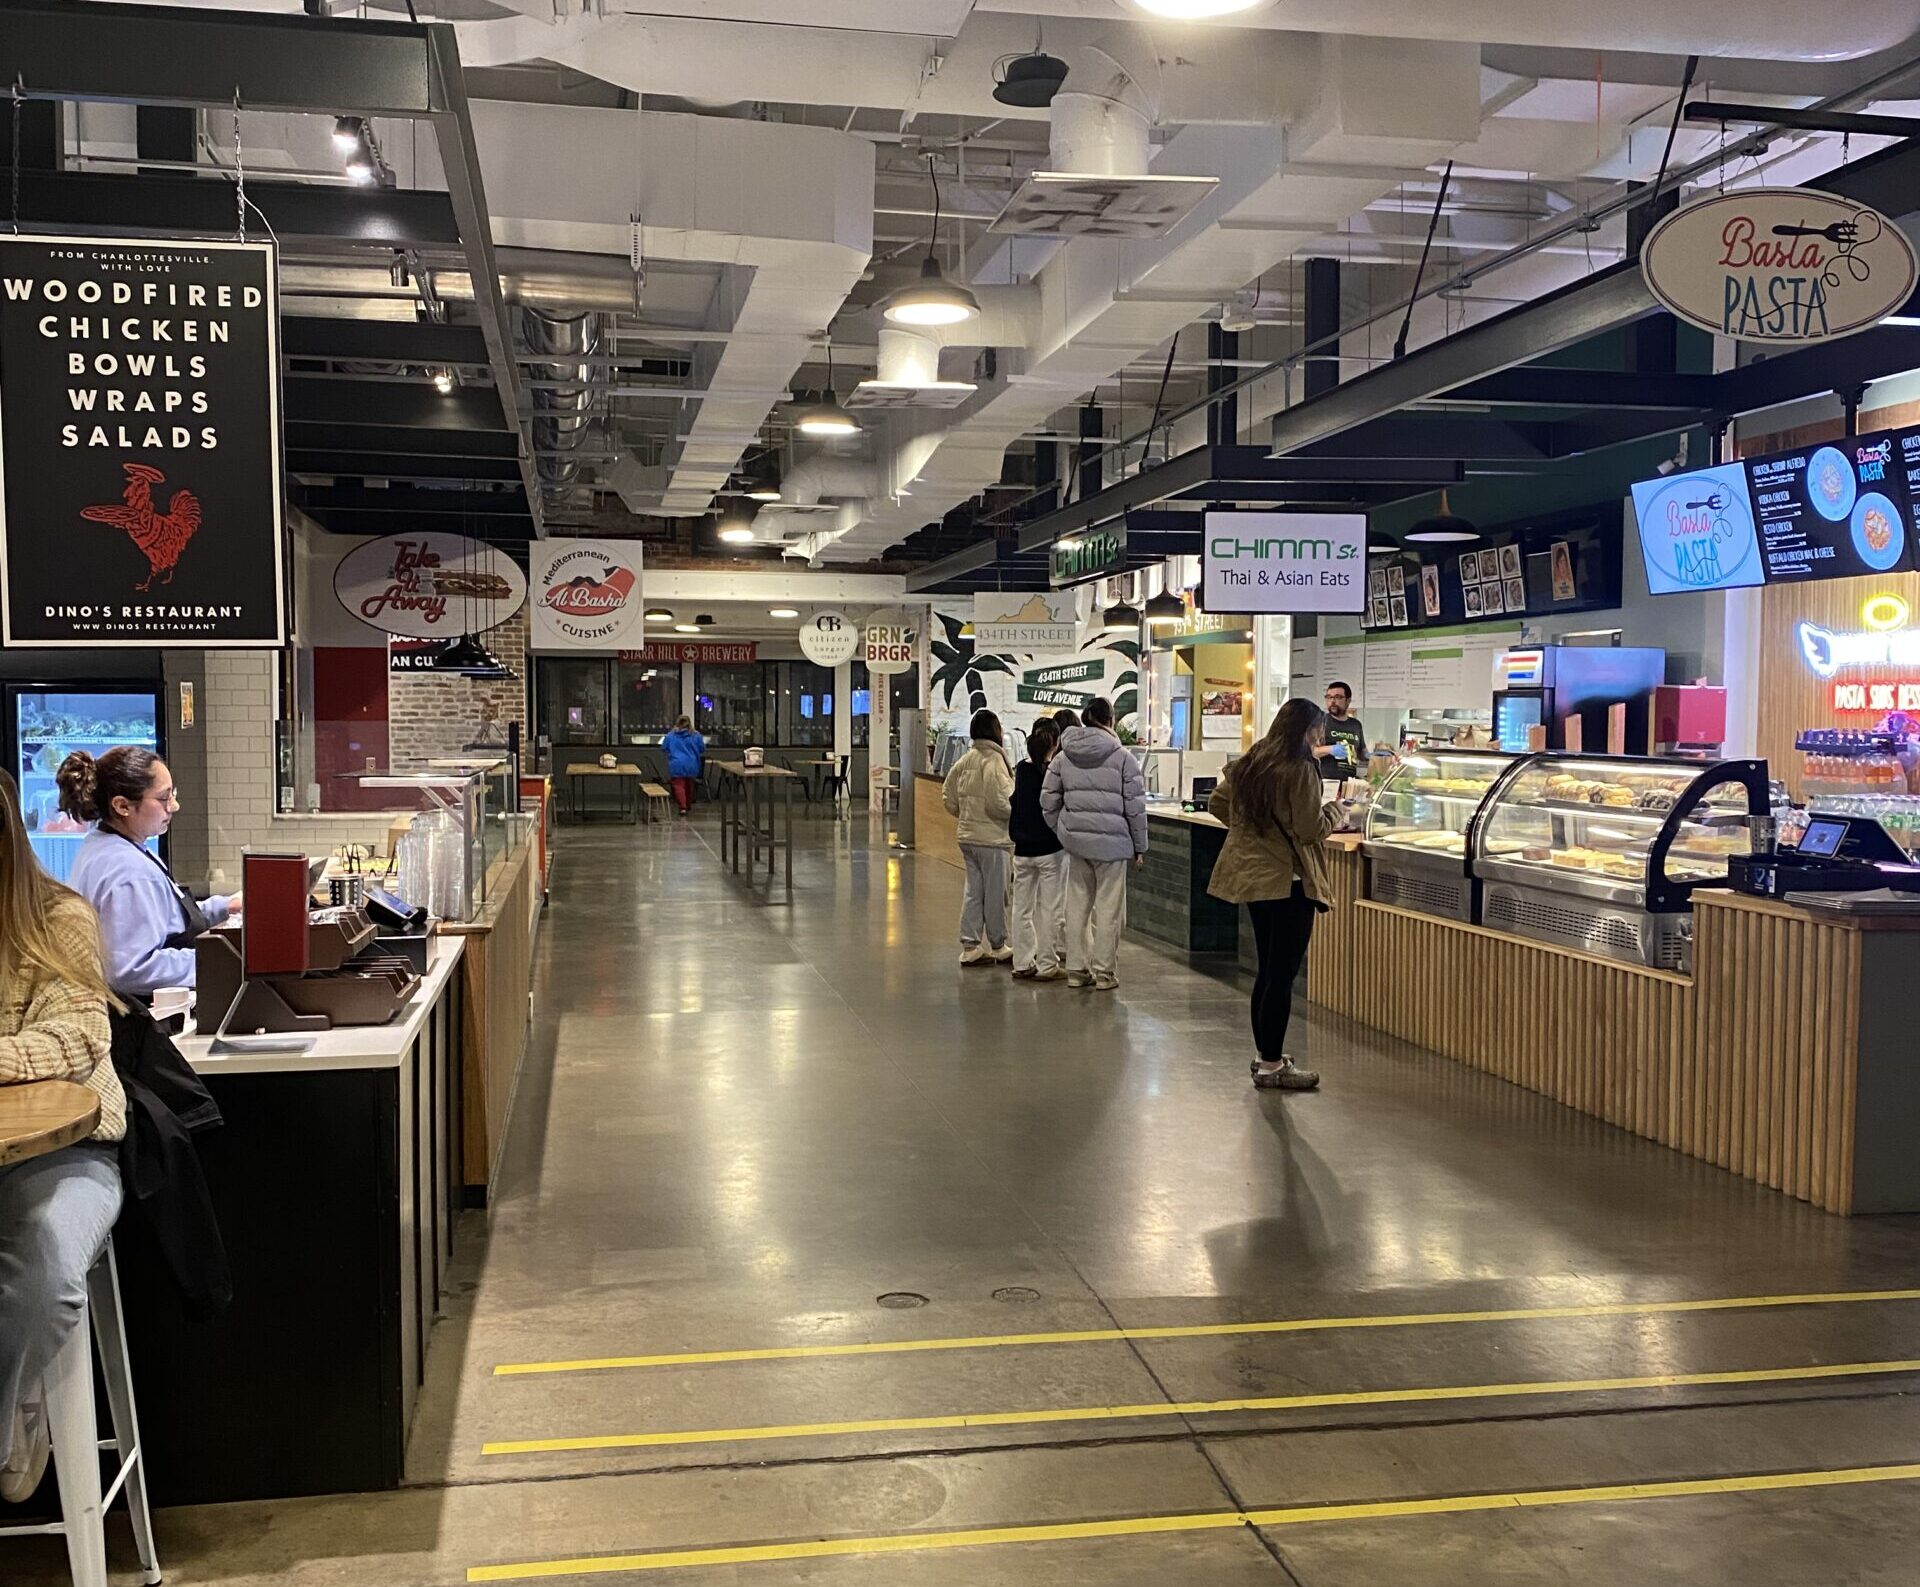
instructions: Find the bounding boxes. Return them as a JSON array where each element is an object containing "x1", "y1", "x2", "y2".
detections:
[
  {"x1": 1145, "y1": 805, "x2": 1225, "y2": 829},
  {"x1": 177, "y1": 935, "x2": 465, "y2": 1078}
]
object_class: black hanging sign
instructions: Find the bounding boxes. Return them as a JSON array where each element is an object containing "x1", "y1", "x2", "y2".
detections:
[{"x1": 0, "y1": 234, "x2": 287, "y2": 647}]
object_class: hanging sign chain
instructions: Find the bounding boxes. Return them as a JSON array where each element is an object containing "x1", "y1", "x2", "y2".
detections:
[
  {"x1": 232, "y1": 89, "x2": 247, "y2": 242},
  {"x1": 9, "y1": 78, "x2": 23, "y2": 235}
]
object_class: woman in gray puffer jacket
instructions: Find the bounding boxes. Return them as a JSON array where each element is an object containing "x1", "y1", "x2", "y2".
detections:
[{"x1": 1039, "y1": 697, "x2": 1146, "y2": 990}]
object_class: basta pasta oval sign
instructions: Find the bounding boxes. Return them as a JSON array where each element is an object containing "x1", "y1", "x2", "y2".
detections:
[{"x1": 1641, "y1": 189, "x2": 1917, "y2": 346}]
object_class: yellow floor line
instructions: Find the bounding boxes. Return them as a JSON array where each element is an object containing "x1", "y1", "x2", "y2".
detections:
[
  {"x1": 491, "y1": 1287, "x2": 1920, "y2": 1378},
  {"x1": 481, "y1": 1357, "x2": 1920, "y2": 1457},
  {"x1": 465, "y1": 1461, "x2": 1920, "y2": 1580}
]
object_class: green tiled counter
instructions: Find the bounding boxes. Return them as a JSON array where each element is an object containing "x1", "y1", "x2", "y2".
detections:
[{"x1": 1127, "y1": 808, "x2": 1238, "y2": 954}]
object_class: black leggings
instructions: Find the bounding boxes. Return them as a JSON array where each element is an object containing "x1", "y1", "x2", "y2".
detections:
[{"x1": 1246, "y1": 884, "x2": 1317, "y2": 1061}]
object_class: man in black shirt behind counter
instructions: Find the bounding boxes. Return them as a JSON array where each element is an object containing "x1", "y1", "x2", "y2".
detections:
[{"x1": 1316, "y1": 680, "x2": 1366, "y2": 780}]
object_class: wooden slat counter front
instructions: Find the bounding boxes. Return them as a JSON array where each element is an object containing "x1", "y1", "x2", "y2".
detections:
[{"x1": 1308, "y1": 846, "x2": 1920, "y2": 1213}]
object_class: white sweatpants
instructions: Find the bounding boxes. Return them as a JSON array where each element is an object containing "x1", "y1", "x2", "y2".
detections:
[
  {"x1": 1011, "y1": 852, "x2": 1068, "y2": 973},
  {"x1": 958, "y1": 843, "x2": 1010, "y2": 949},
  {"x1": 1066, "y1": 855, "x2": 1128, "y2": 981}
]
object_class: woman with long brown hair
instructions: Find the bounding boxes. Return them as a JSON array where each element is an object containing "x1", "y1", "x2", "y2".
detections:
[
  {"x1": 1206, "y1": 698, "x2": 1339, "y2": 1090},
  {"x1": 0, "y1": 771, "x2": 123, "y2": 1500},
  {"x1": 60, "y1": 746, "x2": 235, "y2": 1000}
]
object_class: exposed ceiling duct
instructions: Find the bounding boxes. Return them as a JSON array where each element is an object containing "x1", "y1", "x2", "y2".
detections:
[
  {"x1": 466, "y1": 101, "x2": 873, "y2": 517},
  {"x1": 521, "y1": 307, "x2": 602, "y2": 513}
]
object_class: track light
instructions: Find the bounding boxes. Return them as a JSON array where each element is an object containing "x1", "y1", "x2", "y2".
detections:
[
  {"x1": 882, "y1": 256, "x2": 981, "y2": 328},
  {"x1": 345, "y1": 159, "x2": 375, "y2": 186},
  {"x1": 432, "y1": 369, "x2": 454, "y2": 395},
  {"x1": 332, "y1": 116, "x2": 363, "y2": 154}
]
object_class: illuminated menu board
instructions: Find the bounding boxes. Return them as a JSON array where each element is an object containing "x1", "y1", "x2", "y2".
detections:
[{"x1": 1745, "y1": 429, "x2": 1915, "y2": 582}]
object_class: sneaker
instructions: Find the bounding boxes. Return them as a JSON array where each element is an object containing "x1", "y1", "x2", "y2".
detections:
[
  {"x1": 959, "y1": 944, "x2": 989, "y2": 966},
  {"x1": 1033, "y1": 965, "x2": 1067, "y2": 982},
  {"x1": 988, "y1": 944, "x2": 1013, "y2": 963},
  {"x1": 1, "y1": 1402, "x2": 49, "y2": 1504},
  {"x1": 1010, "y1": 965, "x2": 1038, "y2": 980},
  {"x1": 1091, "y1": 975, "x2": 1119, "y2": 991},
  {"x1": 1251, "y1": 1058, "x2": 1320, "y2": 1091},
  {"x1": 1066, "y1": 971, "x2": 1091, "y2": 988}
]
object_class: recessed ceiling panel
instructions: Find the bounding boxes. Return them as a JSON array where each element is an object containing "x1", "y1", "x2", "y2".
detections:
[{"x1": 990, "y1": 172, "x2": 1220, "y2": 239}]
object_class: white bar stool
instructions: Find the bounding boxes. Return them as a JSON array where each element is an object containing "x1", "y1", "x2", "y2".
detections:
[{"x1": 0, "y1": 1239, "x2": 162, "y2": 1587}]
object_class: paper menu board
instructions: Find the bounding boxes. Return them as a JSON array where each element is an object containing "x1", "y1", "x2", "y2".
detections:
[{"x1": 1746, "y1": 430, "x2": 1914, "y2": 582}]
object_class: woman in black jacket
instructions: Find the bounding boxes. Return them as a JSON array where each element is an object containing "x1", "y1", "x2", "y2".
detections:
[{"x1": 1008, "y1": 718, "x2": 1067, "y2": 981}]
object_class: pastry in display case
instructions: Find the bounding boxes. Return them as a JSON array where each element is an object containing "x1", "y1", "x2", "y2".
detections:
[
  {"x1": 1363, "y1": 748, "x2": 1520, "y2": 920},
  {"x1": 1471, "y1": 753, "x2": 1767, "y2": 968}
]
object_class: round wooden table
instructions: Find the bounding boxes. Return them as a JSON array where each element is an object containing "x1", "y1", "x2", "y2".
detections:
[{"x1": 0, "y1": 1078, "x2": 101, "y2": 1167}]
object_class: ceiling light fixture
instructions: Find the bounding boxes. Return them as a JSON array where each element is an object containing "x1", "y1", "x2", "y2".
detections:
[
  {"x1": 432, "y1": 369, "x2": 454, "y2": 395},
  {"x1": 1367, "y1": 541, "x2": 1398, "y2": 555},
  {"x1": 1144, "y1": 590, "x2": 1184, "y2": 628},
  {"x1": 673, "y1": 623, "x2": 701, "y2": 634},
  {"x1": 882, "y1": 156, "x2": 981, "y2": 327},
  {"x1": 1102, "y1": 599, "x2": 1142, "y2": 634},
  {"x1": 345, "y1": 159, "x2": 375, "y2": 185},
  {"x1": 1123, "y1": 0, "x2": 1280, "y2": 18},
  {"x1": 693, "y1": 613, "x2": 715, "y2": 628},
  {"x1": 331, "y1": 116, "x2": 363, "y2": 154},
  {"x1": 745, "y1": 482, "x2": 782, "y2": 502},
  {"x1": 769, "y1": 607, "x2": 800, "y2": 619},
  {"x1": 794, "y1": 333, "x2": 861, "y2": 436},
  {"x1": 644, "y1": 607, "x2": 673, "y2": 623},
  {"x1": 1403, "y1": 489, "x2": 1481, "y2": 544}
]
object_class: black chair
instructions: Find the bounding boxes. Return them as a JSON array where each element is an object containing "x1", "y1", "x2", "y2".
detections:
[{"x1": 823, "y1": 754, "x2": 851, "y2": 817}]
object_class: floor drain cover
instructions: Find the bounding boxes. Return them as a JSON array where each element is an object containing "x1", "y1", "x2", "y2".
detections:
[
  {"x1": 992, "y1": 1287, "x2": 1041, "y2": 1304},
  {"x1": 876, "y1": 1292, "x2": 929, "y2": 1310}
]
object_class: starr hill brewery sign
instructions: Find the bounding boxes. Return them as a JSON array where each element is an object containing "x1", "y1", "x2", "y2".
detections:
[{"x1": 1640, "y1": 190, "x2": 1917, "y2": 345}]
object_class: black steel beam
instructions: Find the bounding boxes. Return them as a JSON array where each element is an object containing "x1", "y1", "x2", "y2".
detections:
[
  {"x1": 1293, "y1": 417, "x2": 1553, "y2": 463},
  {"x1": 1170, "y1": 481, "x2": 1441, "y2": 506},
  {"x1": 0, "y1": 0, "x2": 438, "y2": 116},
  {"x1": 305, "y1": 509, "x2": 533, "y2": 540},
  {"x1": 1442, "y1": 367, "x2": 1719, "y2": 411},
  {"x1": 284, "y1": 422, "x2": 520, "y2": 460},
  {"x1": 283, "y1": 318, "x2": 490, "y2": 366},
  {"x1": 15, "y1": 171, "x2": 461, "y2": 248},
  {"x1": 1718, "y1": 328, "x2": 1920, "y2": 418},
  {"x1": 285, "y1": 380, "x2": 508, "y2": 431},
  {"x1": 1684, "y1": 101, "x2": 1920, "y2": 141},
  {"x1": 1269, "y1": 264, "x2": 1659, "y2": 460},
  {"x1": 427, "y1": 24, "x2": 538, "y2": 534},
  {"x1": 297, "y1": 483, "x2": 528, "y2": 517},
  {"x1": 288, "y1": 450, "x2": 523, "y2": 484}
]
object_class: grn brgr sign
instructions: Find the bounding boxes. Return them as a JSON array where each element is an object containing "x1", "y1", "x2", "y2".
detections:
[{"x1": 1049, "y1": 521, "x2": 1126, "y2": 588}]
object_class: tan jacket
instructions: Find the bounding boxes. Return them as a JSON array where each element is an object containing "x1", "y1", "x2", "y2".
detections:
[
  {"x1": 943, "y1": 739, "x2": 1014, "y2": 848},
  {"x1": 0, "y1": 900, "x2": 123, "y2": 1143},
  {"x1": 1205, "y1": 755, "x2": 1335, "y2": 907}
]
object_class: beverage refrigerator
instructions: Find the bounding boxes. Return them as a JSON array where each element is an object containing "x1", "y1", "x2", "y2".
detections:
[
  {"x1": 8, "y1": 683, "x2": 165, "y2": 881},
  {"x1": 1491, "y1": 646, "x2": 1666, "y2": 754}
]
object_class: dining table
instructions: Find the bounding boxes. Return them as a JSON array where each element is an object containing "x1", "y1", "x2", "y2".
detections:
[{"x1": 0, "y1": 1077, "x2": 101, "y2": 1167}]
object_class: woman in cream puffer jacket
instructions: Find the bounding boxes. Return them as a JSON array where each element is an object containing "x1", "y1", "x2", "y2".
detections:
[{"x1": 942, "y1": 710, "x2": 1015, "y2": 963}]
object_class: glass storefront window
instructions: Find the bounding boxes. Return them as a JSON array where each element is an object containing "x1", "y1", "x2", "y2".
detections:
[
  {"x1": 776, "y1": 661, "x2": 834, "y2": 746},
  {"x1": 539, "y1": 659, "x2": 611, "y2": 745},
  {"x1": 695, "y1": 663, "x2": 764, "y2": 747},
  {"x1": 851, "y1": 661, "x2": 870, "y2": 747},
  {"x1": 617, "y1": 660, "x2": 681, "y2": 742}
]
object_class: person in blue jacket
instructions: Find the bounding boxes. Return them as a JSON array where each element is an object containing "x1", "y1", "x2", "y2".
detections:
[{"x1": 661, "y1": 715, "x2": 705, "y2": 816}]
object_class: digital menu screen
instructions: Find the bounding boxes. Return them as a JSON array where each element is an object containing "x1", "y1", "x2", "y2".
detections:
[
  {"x1": 1630, "y1": 463, "x2": 1766, "y2": 595},
  {"x1": 1745, "y1": 430, "x2": 1914, "y2": 582}
]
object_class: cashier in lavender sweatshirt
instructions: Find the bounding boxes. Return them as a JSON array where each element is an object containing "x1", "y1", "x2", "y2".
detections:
[{"x1": 58, "y1": 746, "x2": 236, "y2": 1001}]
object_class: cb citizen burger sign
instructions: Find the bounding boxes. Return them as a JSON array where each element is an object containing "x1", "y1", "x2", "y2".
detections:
[{"x1": 530, "y1": 538, "x2": 644, "y2": 651}]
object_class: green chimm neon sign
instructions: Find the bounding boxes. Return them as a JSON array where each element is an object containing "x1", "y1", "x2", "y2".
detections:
[{"x1": 1050, "y1": 522, "x2": 1127, "y2": 588}]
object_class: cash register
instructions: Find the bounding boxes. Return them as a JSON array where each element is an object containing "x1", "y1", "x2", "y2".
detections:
[{"x1": 1727, "y1": 814, "x2": 1920, "y2": 899}]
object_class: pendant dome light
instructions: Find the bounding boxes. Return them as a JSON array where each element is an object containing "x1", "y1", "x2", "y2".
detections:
[
  {"x1": 1144, "y1": 590, "x2": 1184, "y2": 628},
  {"x1": 644, "y1": 606, "x2": 674, "y2": 623},
  {"x1": 442, "y1": 501, "x2": 517, "y2": 679},
  {"x1": 881, "y1": 157, "x2": 980, "y2": 328},
  {"x1": 1404, "y1": 489, "x2": 1480, "y2": 544},
  {"x1": 794, "y1": 333, "x2": 860, "y2": 437}
]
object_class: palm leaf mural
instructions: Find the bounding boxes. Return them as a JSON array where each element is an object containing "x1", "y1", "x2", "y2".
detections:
[
  {"x1": 1081, "y1": 632, "x2": 1141, "y2": 724},
  {"x1": 933, "y1": 611, "x2": 1021, "y2": 713}
]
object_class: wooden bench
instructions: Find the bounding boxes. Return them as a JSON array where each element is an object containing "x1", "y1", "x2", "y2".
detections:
[{"x1": 640, "y1": 782, "x2": 673, "y2": 822}]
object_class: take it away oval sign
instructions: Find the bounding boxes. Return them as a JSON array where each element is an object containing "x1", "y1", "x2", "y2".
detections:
[{"x1": 1641, "y1": 189, "x2": 1916, "y2": 345}]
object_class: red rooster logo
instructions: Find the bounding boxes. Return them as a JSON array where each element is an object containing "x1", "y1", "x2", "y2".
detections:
[{"x1": 80, "y1": 463, "x2": 203, "y2": 592}]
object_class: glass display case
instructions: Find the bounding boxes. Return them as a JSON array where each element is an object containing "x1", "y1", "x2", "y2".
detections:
[
  {"x1": 1472, "y1": 753, "x2": 1767, "y2": 968},
  {"x1": 357, "y1": 761, "x2": 522, "y2": 923},
  {"x1": 1363, "y1": 749, "x2": 1519, "y2": 920}
]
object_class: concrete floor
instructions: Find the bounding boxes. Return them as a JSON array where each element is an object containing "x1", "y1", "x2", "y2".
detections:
[{"x1": 15, "y1": 813, "x2": 1920, "y2": 1583}]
